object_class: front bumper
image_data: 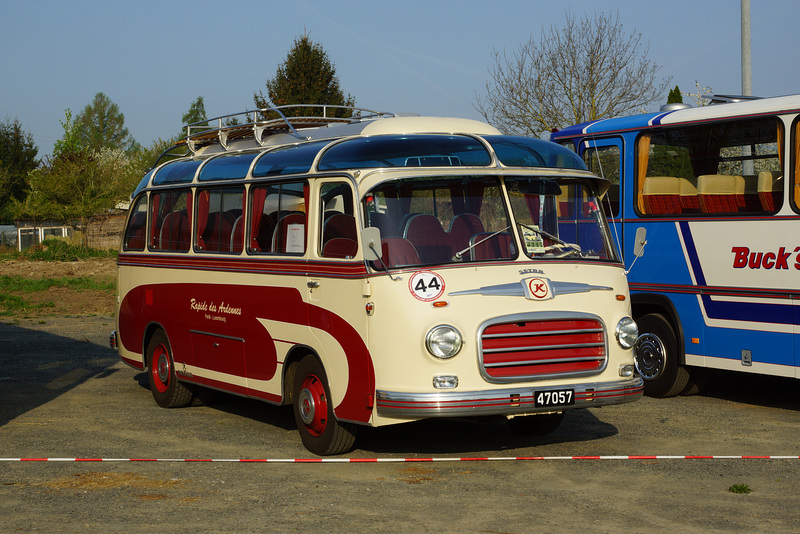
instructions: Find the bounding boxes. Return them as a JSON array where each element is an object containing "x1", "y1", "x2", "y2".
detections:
[{"x1": 376, "y1": 376, "x2": 643, "y2": 418}]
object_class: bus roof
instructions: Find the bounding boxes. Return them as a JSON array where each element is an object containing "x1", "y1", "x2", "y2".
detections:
[{"x1": 551, "y1": 92, "x2": 800, "y2": 141}]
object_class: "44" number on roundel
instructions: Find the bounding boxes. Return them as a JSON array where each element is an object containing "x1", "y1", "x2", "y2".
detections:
[{"x1": 408, "y1": 271, "x2": 445, "y2": 302}]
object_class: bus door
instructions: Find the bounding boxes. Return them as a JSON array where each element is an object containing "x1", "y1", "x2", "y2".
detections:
[
  {"x1": 306, "y1": 179, "x2": 370, "y2": 411},
  {"x1": 579, "y1": 137, "x2": 624, "y2": 254}
]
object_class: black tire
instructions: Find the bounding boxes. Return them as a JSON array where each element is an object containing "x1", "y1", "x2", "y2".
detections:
[
  {"x1": 507, "y1": 412, "x2": 564, "y2": 436},
  {"x1": 634, "y1": 313, "x2": 689, "y2": 398},
  {"x1": 680, "y1": 368, "x2": 709, "y2": 396},
  {"x1": 292, "y1": 355, "x2": 357, "y2": 455},
  {"x1": 146, "y1": 329, "x2": 193, "y2": 408}
]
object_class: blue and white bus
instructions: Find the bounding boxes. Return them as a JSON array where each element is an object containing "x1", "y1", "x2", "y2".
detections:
[{"x1": 552, "y1": 94, "x2": 800, "y2": 397}]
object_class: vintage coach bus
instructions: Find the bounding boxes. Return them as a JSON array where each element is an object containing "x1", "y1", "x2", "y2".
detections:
[{"x1": 110, "y1": 105, "x2": 643, "y2": 455}]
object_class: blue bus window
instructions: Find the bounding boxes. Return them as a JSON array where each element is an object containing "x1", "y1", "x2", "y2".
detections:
[
  {"x1": 484, "y1": 136, "x2": 587, "y2": 170},
  {"x1": 153, "y1": 159, "x2": 203, "y2": 185},
  {"x1": 252, "y1": 141, "x2": 329, "y2": 177},
  {"x1": 318, "y1": 135, "x2": 491, "y2": 170},
  {"x1": 199, "y1": 153, "x2": 258, "y2": 181}
]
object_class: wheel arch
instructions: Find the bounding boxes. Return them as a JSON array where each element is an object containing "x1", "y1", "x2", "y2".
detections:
[
  {"x1": 141, "y1": 321, "x2": 168, "y2": 368},
  {"x1": 631, "y1": 293, "x2": 686, "y2": 365},
  {"x1": 282, "y1": 344, "x2": 319, "y2": 406}
]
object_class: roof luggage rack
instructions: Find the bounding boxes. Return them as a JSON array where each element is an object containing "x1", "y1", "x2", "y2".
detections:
[{"x1": 180, "y1": 104, "x2": 395, "y2": 153}]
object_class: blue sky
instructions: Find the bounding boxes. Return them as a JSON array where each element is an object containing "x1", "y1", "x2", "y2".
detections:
[{"x1": 1, "y1": 0, "x2": 797, "y2": 158}]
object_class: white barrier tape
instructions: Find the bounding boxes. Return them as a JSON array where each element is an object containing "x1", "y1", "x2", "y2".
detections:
[{"x1": 1, "y1": 455, "x2": 799, "y2": 463}]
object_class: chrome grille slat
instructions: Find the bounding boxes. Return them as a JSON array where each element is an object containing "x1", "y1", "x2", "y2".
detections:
[
  {"x1": 482, "y1": 327, "x2": 603, "y2": 339},
  {"x1": 479, "y1": 315, "x2": 607, "y2": 382},
  {"x1": 483, "y1": 342, "x2": 605, "y2": 354},
  {"x1": 485, "y1": 356, "x2": 605, "y2": 367}
]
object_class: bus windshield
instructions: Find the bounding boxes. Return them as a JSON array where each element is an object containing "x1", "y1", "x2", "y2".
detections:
[{"x1": 363, "y1": 175, "x2": 617, "y2": 268}]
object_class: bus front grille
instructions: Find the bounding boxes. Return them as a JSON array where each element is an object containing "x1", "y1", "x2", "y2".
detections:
[{"x1": 479, "y1": 318, "x2": 606, "y2": 381}]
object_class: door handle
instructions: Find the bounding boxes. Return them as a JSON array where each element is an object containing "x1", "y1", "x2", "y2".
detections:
[{"x1": 307, "y1": 281, "x2": 320, "y2": 289}]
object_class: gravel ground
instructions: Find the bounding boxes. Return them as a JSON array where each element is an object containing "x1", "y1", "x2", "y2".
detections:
[{"x1": 1, "y1": 315, "x2": 800, "y2": 533}]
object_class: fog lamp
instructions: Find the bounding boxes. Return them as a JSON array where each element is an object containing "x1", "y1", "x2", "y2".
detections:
[{"x1": 433, "y1": 375, "x2": 459, "y2": 389}]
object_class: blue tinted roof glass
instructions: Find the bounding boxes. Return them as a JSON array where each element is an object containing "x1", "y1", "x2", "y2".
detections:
[
  {"x1": 484, "y1": 136, "x2": 587, "y2": 170},
  {"x1": 252, "y1": 141, "x2": 329, "y2": 177},
  {"x1": 153, "y1": 159, "x2": 203, "y2": 185},
  {"x1": 132, "y1": 168, "x2": 154, "y2": 198},
  {"x1": 318, "y1": 135, "x2": 491, "y2": 170},
  {"x1": 198, "y1": 153, "x2": 258, "y2": 181}
]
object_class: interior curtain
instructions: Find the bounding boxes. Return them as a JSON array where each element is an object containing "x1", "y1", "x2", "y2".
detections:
[{"x1": 636, "y1": 134, "x2": 651, "y2": 213}]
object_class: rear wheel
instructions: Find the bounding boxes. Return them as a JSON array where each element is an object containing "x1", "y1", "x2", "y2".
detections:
[
  {"x1": 292, "y1": 355, "x2": 357, "y2": 455},
  {"x1": 507, "y1": 412, "x2": 564, "y2": 436},
  {"x1": 147, "y1": 329, "x2": 192, "y2": 408},
  {"x1": 634, "y1": 313, "x2": 689, "y2": 398}
]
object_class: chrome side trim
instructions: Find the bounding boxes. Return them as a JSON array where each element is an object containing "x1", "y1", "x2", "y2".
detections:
[
  {"x1": 375, "y1": 376, "x2": 643, "y2": 418},
  {"x1": 449, "y1": 280, "x2": 612, "y2": 298}
]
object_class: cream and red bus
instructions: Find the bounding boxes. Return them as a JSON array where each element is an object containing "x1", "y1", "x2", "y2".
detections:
[{"x1": 110, "y1": 105, "x2": 643, "y2": 455}]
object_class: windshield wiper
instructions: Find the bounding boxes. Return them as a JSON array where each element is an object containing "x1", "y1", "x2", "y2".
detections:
[
  {"x1": 518, "y1": 223, "x2": 581, "y2": 255},
  {"x1": 453, "y1": 226, "x2": 511, "y2": 260}
]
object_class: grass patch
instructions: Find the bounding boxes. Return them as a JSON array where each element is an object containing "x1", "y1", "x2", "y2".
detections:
[
  {"x1": 0, "y1": 239, "x2": 117, "y2": 262},
  {"x1": 0, "y1": 275, "x2": 115, "y2": 293},
  {"x1": 0, "y1": 293, "x2": 55, "y2": 316},
  {"x1": 0, "y1": 275, "x2": 114, "y2": 316},
  {"x1": 729, "y1": 484, "x2": 752, "y2": 494}
]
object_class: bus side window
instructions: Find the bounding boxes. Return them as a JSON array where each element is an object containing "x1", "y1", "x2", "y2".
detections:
[
  {"x1": 150, "y1": 190, "x2": 192, "y2": 252},
  {"x1": 196, "y1": 187, "x2": 244, "y2": 253},
  {"x1": 123, "y1": 195, "x2": 147, "y2": 251},
  {"x1": 249, "y1": 181, "x2": 307, "y2": 254},
  {"x1": 320, "y1": 182, "x2": 357, "y2": 259}
]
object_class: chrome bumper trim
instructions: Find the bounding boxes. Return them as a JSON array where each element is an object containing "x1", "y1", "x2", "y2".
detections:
[{"x1": 376, "y1": 376, "x2": 643, "y2": 418}]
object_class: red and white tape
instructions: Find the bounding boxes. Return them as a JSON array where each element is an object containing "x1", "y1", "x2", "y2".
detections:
[{"x1": 1, "y1": 455, "x2": 798, "y2": 463}]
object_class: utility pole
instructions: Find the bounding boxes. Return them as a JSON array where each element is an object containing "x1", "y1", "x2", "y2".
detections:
[{"x1": 741, "y1": 0, "x2": 751, "y2": 96}]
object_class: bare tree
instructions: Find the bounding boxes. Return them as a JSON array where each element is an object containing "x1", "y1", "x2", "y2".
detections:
[{"x1": 475, "y1": 11, "x2": 671, "y2": 137}]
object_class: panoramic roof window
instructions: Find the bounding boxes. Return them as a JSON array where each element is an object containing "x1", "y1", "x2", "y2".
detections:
[
  {"x1": 153, "y1": 159, "x2": 204, "y2": 185},
  {"x1": 485, "y1": 136, "x2": 587, "y2": 170},
  {"x1": 252, "y1": 141, "x2": 330, "y2": 177},
  {"x1": 198, "y1": 153, "x2": 258, "y2": 181},
  {"x1": 318, "y1": 135, "x2": 492, "y2": 170}
]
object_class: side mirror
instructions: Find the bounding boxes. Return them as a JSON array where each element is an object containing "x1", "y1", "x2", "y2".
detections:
[
  {"x1": 362, "y1": 227, "x2": 382, "y2": 261},
  {"x1": 633, "y1": 227, "x2": 647, "y2": 258}
]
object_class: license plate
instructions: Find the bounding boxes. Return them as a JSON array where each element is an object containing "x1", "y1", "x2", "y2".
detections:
[{"x1": 536, "y1": 389, "x2": 574, "y2": 408}]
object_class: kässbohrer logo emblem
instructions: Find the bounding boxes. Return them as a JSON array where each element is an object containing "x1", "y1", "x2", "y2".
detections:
[{"x1": 523, "y1": 276, "x2": 553, "y2": 300}]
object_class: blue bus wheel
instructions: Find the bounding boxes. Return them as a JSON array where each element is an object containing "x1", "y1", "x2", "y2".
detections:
[{"x1": 634, "y1": 313, "x2": 689, "y2": 398}]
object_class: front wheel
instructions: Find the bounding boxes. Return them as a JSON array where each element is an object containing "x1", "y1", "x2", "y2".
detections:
[
  {"x1": 292, "y1": 355, "x2": 357, "y2": 455},
  {"x1": 147, "y1": 329, "x2": 193, "y2": 408},
  {"x1": 634, "y1": 313, "x2": 689, "y2": 398}
]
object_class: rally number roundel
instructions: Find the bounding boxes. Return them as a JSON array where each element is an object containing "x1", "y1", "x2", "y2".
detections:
[{"x1": 408, "y1": 271, "x2": 445, "y2": 302}]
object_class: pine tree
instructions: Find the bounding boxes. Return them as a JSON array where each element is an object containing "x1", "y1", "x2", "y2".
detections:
[
  {"x1": 75, "y1": 92, "x2": 138, "y2": 153},
  {"x1": 667, "y1": 86, "x2": 683, "y2": 104},
  {"x1": 0, "y1": 118, "x2": 38, "y2": 211},
  {"x1": 254, "y1": 34, "x2": 355, "y2": 118}
]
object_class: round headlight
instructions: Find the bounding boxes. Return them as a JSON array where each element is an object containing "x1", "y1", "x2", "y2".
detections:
[
  {"x1": 615, "y1": 316, "x2": 638, "y2": 349},
  {"x1": 425, "y1": 325, "x2": 463, "y2": 359}
]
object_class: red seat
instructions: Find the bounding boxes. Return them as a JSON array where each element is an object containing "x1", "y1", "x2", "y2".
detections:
[
  {"x1": 642, "y1": 176, "x2": 682, "y2": 214},
  {"x1": 698, "y1": 174, "x2": 743, "y2": 214},
  {"x1": 322, "y1": 237, "x2": 358, "y2": 259},
  {"x1": 379, "y1": 237, "x2": 420, "y2": 268},
  {"x1": 403, "y1": 214, "x2": 450, "y2": 264},
  {"x1": 469, "y1": 232, "x2": 513, "y2": 261},
  {"x1": 159, "y1": 210, "x2": 190, "y2": 251},
  {"x1": 448, "y1": 213, "x2": 484, "y2": 257},
  {"x1": 272, "y1": 212, "x2": 306, "y2": 253}
]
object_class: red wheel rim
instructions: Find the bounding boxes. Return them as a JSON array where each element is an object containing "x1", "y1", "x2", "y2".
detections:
[
  {"x1": 151, "y1": 343, "x2": 171, "y2": 394},
  {"x1": 297, "y1": 374, "x2": 328, "y2": 436}
]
